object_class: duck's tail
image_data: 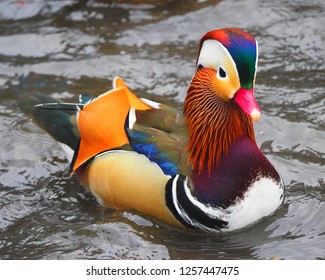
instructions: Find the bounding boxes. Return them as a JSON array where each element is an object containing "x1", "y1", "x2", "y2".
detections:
[{"x1": 18, "y1": 92, "x2": 87, "y2": 164}]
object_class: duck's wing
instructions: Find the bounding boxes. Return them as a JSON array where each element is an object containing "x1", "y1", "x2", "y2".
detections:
[{"x1": 127, "y1": 107, "x2": 190, "y2": 176}]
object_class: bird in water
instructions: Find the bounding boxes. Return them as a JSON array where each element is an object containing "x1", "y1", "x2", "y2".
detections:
[{"x1": 20, "y1": 28, "x2": 284, "y2": 232}]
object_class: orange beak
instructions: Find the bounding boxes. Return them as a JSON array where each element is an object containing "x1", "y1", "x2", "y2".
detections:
[{"x1": 234, "y1": 88, "x2": 261, "y2": 121}]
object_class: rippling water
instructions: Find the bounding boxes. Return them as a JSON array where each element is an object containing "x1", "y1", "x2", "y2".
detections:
[{"x1": 0, "y1": 0, "x2": 324, "y2": 260}]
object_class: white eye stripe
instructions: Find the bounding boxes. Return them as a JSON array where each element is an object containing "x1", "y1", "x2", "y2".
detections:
[
  {"x1": 197, "y1": 40, "x2": 239, "y2": 80},
  {"x1": 197, "y1": 40, "x2": 225, "y2": 69},
  {"x1": 254, "y1": 41, "x2": 259, "y2": 81}
]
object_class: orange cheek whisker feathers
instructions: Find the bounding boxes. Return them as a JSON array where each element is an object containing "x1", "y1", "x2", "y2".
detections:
[{"x1": 184, "y1": 69, "x2": 255, "y2": 175}]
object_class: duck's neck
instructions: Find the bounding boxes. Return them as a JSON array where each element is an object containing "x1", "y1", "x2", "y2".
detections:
[{"x1": 184, "y1": 69, "x2": 256, "y2": 175}]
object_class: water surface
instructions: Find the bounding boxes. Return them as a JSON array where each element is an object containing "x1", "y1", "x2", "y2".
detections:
[{"x1": 0, "y1": 0, "x2": 324, "y2": 259}]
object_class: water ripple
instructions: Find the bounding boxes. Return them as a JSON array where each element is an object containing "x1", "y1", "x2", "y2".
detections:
[{"x1": 0, "y1": 0, "x2": 324, "y2": 260}]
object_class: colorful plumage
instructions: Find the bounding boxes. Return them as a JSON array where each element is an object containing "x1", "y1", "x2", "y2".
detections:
[{"x1": 21, "y1": 28, "x2": 284, "y2": 232}]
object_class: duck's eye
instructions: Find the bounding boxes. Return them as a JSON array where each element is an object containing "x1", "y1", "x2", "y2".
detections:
[{"x1": 218, "y1": 66, "x2": 227, "y2": 78}]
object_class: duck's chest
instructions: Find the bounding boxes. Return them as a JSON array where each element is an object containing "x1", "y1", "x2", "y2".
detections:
[
  {"x1": 166, "y1": 173, "x2": 284, "y2": 232},
  {"x1": 165, "y1": 137, "x2": 285, "y2": 232},
  {"x1": 191, "y1": 137, "x2": 282, "y2": 207}
]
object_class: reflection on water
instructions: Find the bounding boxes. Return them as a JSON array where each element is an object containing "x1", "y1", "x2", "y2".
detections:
[{"x1": 0, "y1": 0, "x2": 324, "y2": 259}]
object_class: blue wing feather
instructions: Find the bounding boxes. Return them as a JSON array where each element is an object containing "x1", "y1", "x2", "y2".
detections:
[{"x1": 127, "y1": 130, "x2": 178, "y2": 176}]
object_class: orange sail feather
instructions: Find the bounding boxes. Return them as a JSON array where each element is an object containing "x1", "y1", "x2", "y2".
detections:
[{"x1": 73, "y1": 77, "x2": 151, "y2": 172}]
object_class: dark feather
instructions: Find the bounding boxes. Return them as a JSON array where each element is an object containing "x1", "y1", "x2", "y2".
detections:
[
  {"x1": 35, "y1": 102, "x2": 84, "y2": 111},
  {"x1": 18, "y1": 94, "x2": 80, "y2": 151}
]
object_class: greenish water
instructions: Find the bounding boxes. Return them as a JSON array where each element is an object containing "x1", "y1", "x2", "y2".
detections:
[{"x1": 0, "y1": 0, "x2": 324, "y2": 259}]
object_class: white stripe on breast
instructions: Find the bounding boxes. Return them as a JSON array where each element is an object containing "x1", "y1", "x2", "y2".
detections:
[{"x1": 171, "y1": 175, "x2": 194, "y2": 226}]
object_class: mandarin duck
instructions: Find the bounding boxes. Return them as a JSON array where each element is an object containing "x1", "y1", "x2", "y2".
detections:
[{"x1": 22, "y1": 28, "x2": 284, "y2": 232}]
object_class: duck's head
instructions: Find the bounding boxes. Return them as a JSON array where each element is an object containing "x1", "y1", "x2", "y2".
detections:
[
  {"x1": 185, "y1": 28, "x2": 260, "y2": 174},
  {"x1": 195, "y1": 28, "x2": 260, "y2": 121}
]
